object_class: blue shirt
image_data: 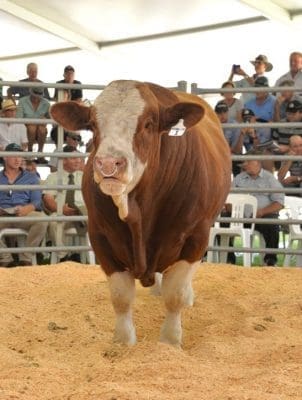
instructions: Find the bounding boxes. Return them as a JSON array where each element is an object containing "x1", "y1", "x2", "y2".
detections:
[
  {"x1": 0, "y1": 168, "x2": 42, "y2": 210},
  {"x1": 244, "y1": 94, "x2": 276, "y2": 143},
  {"x1": 244, "y1": 94, "x2": 276, "y2": 122}
]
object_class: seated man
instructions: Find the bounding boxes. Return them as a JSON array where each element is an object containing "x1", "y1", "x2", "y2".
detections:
[
  {"x1": 278, "y1": 135, "x2": 302, "y2": 196},
  {"x1": 272, "y1": 100, "x2": 302, "y2": 153},
  {"x1": 232, "y1": 150, "x2": 284, "y2": 266},
  {"x1": 0, "y1": 143, "x2": 48, "y2": 267},
  {"x1": 42, "y1": 145, "x2": 87, "y2": 262}
]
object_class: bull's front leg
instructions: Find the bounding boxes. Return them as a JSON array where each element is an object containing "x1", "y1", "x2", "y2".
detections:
[
  {"x1": 107, "y1": 271, "x2": 136, "y2": 345},
  {"x1": 160, "y1": 260, "x2": 199, "y2": 346}
]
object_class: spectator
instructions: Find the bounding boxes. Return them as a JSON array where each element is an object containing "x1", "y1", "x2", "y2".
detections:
[
  {"x1": 244, "y1": 76, "x2": 276, "y2": 146},
  {"x1": 228, "y1": 54, "x2": 273, "y2": 103},
  {"x1": 42, "y1": 145, "x2": 87, "y2": 262},
  {"x1": 0, "y1": 143, "x2": 48, "y2": 267},
  {"x1": 54, "y1": 65, "x2": 83, "y2": 103},
  {"x1": 0, "y1": 99, "x2": 28, "y2": 151},
  {"x1": 273, "y1": 80, "x2": 302, "y2": 121},
  {"x1": 48, "y1": 131, "x2": 84, "y2": 172},
  {"x1": 16, "y1": 87, "x2": 50, "y2": 163},
  {"x1": 272, "y1": 100, "x2": 302, "y2": 153},
  {"x1": 232, "y1": 151, "x2": 284, "y2": 266},
  {"x1": 277, "y1": 135, "x2": 302, "y2": 195},
  {"x1": 7, "y1": 62, "x2": 50, "y2": 101},
  {"x1": 233, "y1": 108, "x2": 260, "y2": 154},
  {"x1": 275, "y1": 51, "x2": 302, "y2": 96},
  {"x1": 214, "y1": 101, "x2": 241, "y2": 175},
  {"x1": 219, "y1": 81, "x2": 243, "y2": 121},
  {"x1": 24, "y1": 159, "x2": 41, "y2": 178}
]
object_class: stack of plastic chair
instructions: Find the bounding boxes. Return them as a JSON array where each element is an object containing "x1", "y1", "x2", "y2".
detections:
[
  {"x1": 0, "y1": 228, "x2": 37, "y2": 265},
  {"x1": 283, "y1": 196, "x2": 302, "y2": 267},
  {"x1": 207, "y1": 193, "x2": 258, "y2": 267}
]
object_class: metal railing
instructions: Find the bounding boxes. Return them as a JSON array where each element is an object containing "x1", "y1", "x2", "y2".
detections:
[{"x1": 0, "y1": 80, "x2": 302, "y2": 263}]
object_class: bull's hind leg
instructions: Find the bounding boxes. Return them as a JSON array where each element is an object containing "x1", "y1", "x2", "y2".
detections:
[
  {"x1": 107, "y1": 271, "x2": 136, "y2": 345},
  {"x1": 160, "y1": 260, "x2": 199, "y2": 346}
]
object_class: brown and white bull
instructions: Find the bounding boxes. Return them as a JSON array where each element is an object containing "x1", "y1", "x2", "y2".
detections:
[{"x1": 50, "y1": 80, "x2": 231, "y2": 346}]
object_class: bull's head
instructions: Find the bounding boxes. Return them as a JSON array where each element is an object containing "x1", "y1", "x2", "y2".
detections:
[{"x1": 50, "y1": 80, "x2": 204, "y2": 219}]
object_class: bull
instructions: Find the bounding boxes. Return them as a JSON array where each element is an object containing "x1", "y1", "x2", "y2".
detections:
[{"x1": 50, "y1": 80, "x2": 231, "y2": 346}]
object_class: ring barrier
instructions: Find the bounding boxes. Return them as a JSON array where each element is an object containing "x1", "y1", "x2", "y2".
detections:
[{"x1": 0, "y1": 80, "x2": 302, "y2": 263}]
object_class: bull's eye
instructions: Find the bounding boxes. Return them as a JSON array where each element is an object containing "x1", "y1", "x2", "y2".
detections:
[{"x1": 144, "y1": 121, "x2": 153, "y2": 131}]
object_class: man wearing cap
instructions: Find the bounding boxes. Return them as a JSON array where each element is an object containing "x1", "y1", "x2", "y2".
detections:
[
  {"x1": 0, "y1": 143, "x2": 48, "y2": 267},
  {"x1": 0, "y1": 99, "x2": 28, "y2": 151},
  {"x1": 42, "y1": 145, "x2": 87, "y2": 262},
  {"x1": 7, "y1": 62, "x2": 50, "y2": 101},
  {"x1": 244, "y1": 76, "x2": 276, "y2": 142},
  {"x1": 214, "y1": 101, "x2": 242, "y2": 175},
  {"x1": 228, "y1": 54, "x2": 273, "y2": 103},
  {"x1": 233, "y1": 108, "x2": 260, "y2": 154},
  {"x1": 48, "y1": 131, "x2": 84, "y2": 172},
  {"x1": 273, "y1": 80, "x2": 302, "y2": 121},
  {"x1": 54, "y1": 66, "x2": 82, "y2": 103},
  {"x1": 16, "y1": 87, "x2": 50, "y2": 163},
  {"x1": 272, "y1": 99, "x2": 302, "y2": 152},
  {"x1": 275, "y1": 52, "x2": 302, "y2": 96}
]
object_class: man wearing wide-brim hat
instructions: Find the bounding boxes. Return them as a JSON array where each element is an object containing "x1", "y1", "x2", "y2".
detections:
[
  {"x1": 0, "y1": 99, "x2": 28, "y2": 151},
  {"x1": 250, "y1": 54, "x2": 273, "y2": 72},
  {"x1": 16, "y1": 87, "x2": 50, "y2": 163},
  {"x1": 228, "y1": 54, "x2": 273, "y2": 104}
]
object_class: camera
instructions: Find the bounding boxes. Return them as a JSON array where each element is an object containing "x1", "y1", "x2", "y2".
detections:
[{"x1": 232, "y1": 64, "x2": 240, "y2": 72}]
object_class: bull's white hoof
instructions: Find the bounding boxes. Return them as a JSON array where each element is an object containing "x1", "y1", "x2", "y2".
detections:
[
  {"x1": 159, "y1": 313, "x2": 182, "y2": 347},
  {"x1": 113, "y1": 322, "x2": 136, "y2": 346}
]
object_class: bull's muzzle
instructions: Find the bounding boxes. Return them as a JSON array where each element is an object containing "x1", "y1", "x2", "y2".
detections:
[{"x1": 94, "y1": 156, "x2": 127, "y2": 178}]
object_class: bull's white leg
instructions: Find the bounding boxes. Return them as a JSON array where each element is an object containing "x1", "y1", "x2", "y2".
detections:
[
  {"x1": 107, "y1": 271, "x2": 136, "y2": 345},
  {"x1": 160, "y1": 261, "x2": 199, "y2": 346}
]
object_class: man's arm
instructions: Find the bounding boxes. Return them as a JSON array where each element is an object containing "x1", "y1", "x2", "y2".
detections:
[
  {"x1": 42, "y1": 194, "x2": 57, "y2": 213},
  {"x1": 257, "y1": 201, "x2": 283, "y2": 217}
]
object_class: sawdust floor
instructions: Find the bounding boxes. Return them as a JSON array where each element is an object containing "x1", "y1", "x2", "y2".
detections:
[{"x1": 0, "y1": 262, "x2": 301, "y2": 400}]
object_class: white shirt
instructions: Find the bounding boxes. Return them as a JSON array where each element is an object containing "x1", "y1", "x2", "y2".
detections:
[
  {"x1": 43, "y1": 169, "x2": 85, "y2": 208},
  {"x1": 0, "y1": 122, "x2": 28, "y2": 149},
  {"x1": 275, "y1": 70, "x2": 302, "y2": 95}
]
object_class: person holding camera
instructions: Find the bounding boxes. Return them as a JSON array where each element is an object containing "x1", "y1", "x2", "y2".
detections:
[
  {"x1": 232, "y1": 108, "x2": 260, "y2": 154},
  {"x1": 228, "y1": 54, "x2": 273, "y2": 104}
]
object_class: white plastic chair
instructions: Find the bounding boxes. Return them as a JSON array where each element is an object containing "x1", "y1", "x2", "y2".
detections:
[
  {"x1": 0, "y1": 228, "x2": 37, "y2": 265},
  {"x1": 282, "y1": 196, "x2": 302, "y2": 267},
  {"x1": 207, "y1": 193, "x2": 258, "y2": 267},
  {"x1": 50, "y1": 227, "x2": 95, "y2": 264}
]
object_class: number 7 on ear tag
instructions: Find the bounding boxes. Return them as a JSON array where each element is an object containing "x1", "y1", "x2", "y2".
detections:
[{"x1": 168, "y1": 119, "x2": 186, "y2": 136}]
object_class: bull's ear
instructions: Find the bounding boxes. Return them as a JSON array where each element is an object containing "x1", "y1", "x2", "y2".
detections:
[
  {"x1": 162, "y1": 102, "x2": 204, "y2": 132},
  {"x1": 50, "y1": 101, "x2": 92, "y2": 131}
]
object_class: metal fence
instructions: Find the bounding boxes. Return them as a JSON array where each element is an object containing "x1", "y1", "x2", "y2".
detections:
[{"x1": 0, "y1": 79, "x2": 302, "y2": 263}]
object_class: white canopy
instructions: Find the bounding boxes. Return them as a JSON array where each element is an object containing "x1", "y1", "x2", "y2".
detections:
[{"x1": 1, "y1": 0, "x2": 302, "y2": 99}]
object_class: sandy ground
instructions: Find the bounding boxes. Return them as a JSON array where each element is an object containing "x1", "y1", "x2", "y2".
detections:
[{"x1": 0, "y1": 262, "x2": 302, "y2": 400}]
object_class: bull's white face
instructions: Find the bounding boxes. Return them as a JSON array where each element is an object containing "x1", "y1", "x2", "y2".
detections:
[{"x1": 93, "y1": 81, "x2": 147, "y2": 197}]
